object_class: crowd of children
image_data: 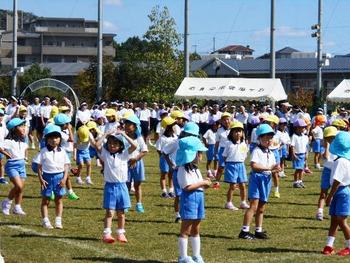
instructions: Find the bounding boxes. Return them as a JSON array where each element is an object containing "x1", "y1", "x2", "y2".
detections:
[{"x1": 2, "y1": 96, "x2": 350, "y2": 261}]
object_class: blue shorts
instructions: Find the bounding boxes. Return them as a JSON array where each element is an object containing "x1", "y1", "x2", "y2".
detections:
[
  {"x1": 224, "y1": 162, "x2": 247, "y2": 184},
  {"x1": 76, "y1": 149, "x2": 91, "y2": 165},
  {"x1": 41, "y1": 172, "x2": 66, "y2": 198},
  {"x1": 180, "y1": 190, "x2": 205, "y2": 220},
  {"x1": 248, "y1": 172, "x2": 272, "y2": 203},
  {"x1": 173, "y1": 169, "x2": 182, "y2": 197},
  {"x1": 218, "y1": 147, "x2": 225, "y2": 168},
  {"x1": 293, "y1": 153, "x2": 306, "y2": 170},
  {"x1": 279, "y1": 145, "x2": 288, "y2": 159},
  {"x1": 329, "y1": 186, "x2": 350, "y2": 216},
  {"x1": 103, "y1": 182, "x2": 131, "y2": 211},
  {"x1": 249, "y1": 143, "x2": 257, "y2": 154},
  {"x1": 159, "y1": 155, "x2": 170, "y2": 173},
  {"x1": 320, "y1": 167, "x2": 331, "y2": 190},
  {"x1": 206, "y1": 144, "x2": 218, "y2": 161},
  {"x1": 5, "y1": 159, "x2": 26, "y2": 179},
  {"x1": 0, "y1": 153, "x2": 4, "y2": 160},
  {"x1": 312, "y1": 139, "x2": 322, "y2": 153},
  {"x1": 272, "y1": 149, "x2": 280, "y2": 164},
  {"x1": 128, "y1": 159, "x2": 145, "y2": 182},
  {"x1": 89, "y1": 147, "x2": 98, "y2": 159},
  {"x1": 31, "y1": 162, "x2": 39, "y2": 174}
]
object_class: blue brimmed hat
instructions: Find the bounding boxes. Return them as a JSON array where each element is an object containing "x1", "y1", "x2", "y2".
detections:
[
  {"x1": 105, "y1": 134, "x2": 129, "y2": 150},
  {"x1": 43, "y1": 124, "x2": 62, "y2": 138},
  {"x1": 183, "y1": 122, "x2": 199, "y2": 136},
  {"x1": 54, "y1": 113, "x2": 71, "y2": 125},
  {"x1": 175, "y1": 137, "x2": 207, "y2": 166},
  {"x1": 330, "y1": 131, "x2": 350, "y2": 160},
  {"x1": 6, "y1": 118, "x2": 25, "y2": 130},
  {"x1": 123, "y1": 114, "x2": 142, "y2": 137},
  {"x1": 256, "y1": 123, "x2": 275, "y2": 137}
]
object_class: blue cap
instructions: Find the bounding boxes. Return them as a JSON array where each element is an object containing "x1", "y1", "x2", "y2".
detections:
[
  {"x1": 175, "y1": 137, "x2": 207, "y2": 166},
  {"x1": 43, "y1": 124, "x2": 61, "y2": 137},
  {"x1": 105, "y1": 134, "x2": 129, "y2": 150},
  {"x1": 330, "y1": 131, "x2": 350, "y2": 160},
  {"x1": 256, "y1": 123, "x2": 275, "y2": 137},
  {"x1": 54, "y1": 113, "x2": 71, "y2": 125},
  {"x1": 6, "y1": 118, "x2": 26, "y2": 130},
  {"x1": 183, "y1": 122, "x2": 199, "y2": 136},
  {"x1": 124, "y1": 114, "x2": 141, "y2": 126}
]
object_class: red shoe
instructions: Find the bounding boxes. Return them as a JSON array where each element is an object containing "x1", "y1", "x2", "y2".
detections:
[
  {"x1": 70, "y1": 168, "x2": 79, "y2": 176},
  {"x1": 212, "y1": 182, "x2": 220, "y2": 189},
  {"x1": 304, "y1": 167, "x2": 313, "y2": 174},
  {"x1": 116, "y1": 233, "x2": 128, "y2": 243},
  {"x1": 337, "y1": 248, "x2": 350, "y2": 256},
  {"x1": 102, "y1": 234, "x2": 115, "y2": 244},
  {"x1": 322, "y1": 246, "x2": 335, "y2": 255}
]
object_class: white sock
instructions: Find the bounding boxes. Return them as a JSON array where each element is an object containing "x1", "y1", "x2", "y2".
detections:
[
  {"x1": 255, "y1": 226, "x2": 262, "y2": 233},
  {"x1": 175, "y1": 212, "x2": 180, "y2": 218},
  {"x1": 162, "y1": 188, "x2": 167, "y2": 193},
  {"x1": 116, "y1": 228, "x2": 125, "y2": 235},
  {"x1": 242, "y1": 225, "x2": 249, "y2": 232},
  {"x1": 169, "y1": 188, "x2": 174, "y2": 193},
  {"x1": 274, "y1": 186, "x2": 279, "y2": 192},
  {"x1": 86, "y1": 176, "x2": 91, "y2": 180},
  {"x1": 103, "y1": 228, "x2": 111, "y2": 235},
  {"x1": 68, "y1": 189, "x2": 73, "y2": 194},
  {"x1": 191, "y1": 236, "x2": 201, "y2": 257},
  {"x1": 346, "y1": 239, "x2": 350, "y2": 248},
  {"x1": 326, "y1": 236, "x2": 335, "y2": 247},
  {"x1": 178, "y1": 237, "x2": 188, "y2": 259},
  {"x1": 14, "y1": 204, "x2": 21, "y2": 210},
  {"x1": 43, "y1": 217, "x2": 50, "y2": 223},
  {"x1": 318, "y1": 208, "x2": 323, "y2": 213}
]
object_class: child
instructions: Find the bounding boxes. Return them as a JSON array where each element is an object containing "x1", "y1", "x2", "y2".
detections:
[
  {"x1": 290, "y1": 119, "x2": 309, "y2": 188},
  {"x1": 123, "y1": 114, "x2": 148, "y2": 213},
  {"x1": 312, "y1": 115, "x2": 326, "y2": 170},
  {"x1": 54, "y1": 113, "x2": 79, "y2": 200},
  {"x1": 0, "y1": 109, "x2": 9, "y2": 184},
  {"x1": 316, "y1": 126, "x2": 337, "y2": 221},
  {"x1": 238, "y1": 124, "x2": 281, "y2": 240},
  {"x1": 37, "y1": 125, "x2": 70, "y2": 229},
  {"x1": 104, "y1": 109, "x2": 119, "y2": 134},
  {"x1": 276, "y1": 118, "x2": 290, "y2": 177},
  {"x1": 87, "y1": 121, "x2": 103, "y2": 167},
  {"x1": 249, "y1": 116, "x2": 260, "y2": 154},
  {"x1": 223, "y1": 121, "x2": 249, "y2": 210},
  {"x1": 74, "y1": 124, "x2": 96, "y2": 185},
  {"x1": 322, "y1": 131, "x2": 350, "y2": 256},
  {"x1": 202, "y1": 120, "x2": 219, "y2": 179},
  {"x1": 95, "y1": 129, "x2": 137, "y2": 244},
  {"x1": 0, "y1": 118, "x2": 28, "y2": 215},
  {"x1": 176, "y1": 136, "x2": 211, "y2": 263}
]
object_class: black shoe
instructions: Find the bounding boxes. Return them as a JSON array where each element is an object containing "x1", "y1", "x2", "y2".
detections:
[
  {"x1": 299, "y1": 181, "x2": 305, "y2": 188},
  {"x1": 161, "y1": 192, "x2": 169, "y2": 198},
  {"x1": 238, "y1": 230, "x2": 255, "y2": 240},
  {"x1": 175, "y1": 216, "x2": 181, "y2": 223},
  {"x1": 254, "y1": 231, "x2": 269, "y2": 239},
  {"x1": 168, "y1": 192, "x2": 176, "y2": 198}
]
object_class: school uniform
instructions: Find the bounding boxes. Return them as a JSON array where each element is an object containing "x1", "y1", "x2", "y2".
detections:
[
  {"x1": 276, "y1": 130, "x2": 291, "y2": 159},
  {"x1": 290, "y1": 133, "x2": 309, "y2": 170},
  {"x1": 162, "y1": 140, "x2": 180, "y2": 196},
  {"x1": 177, "y1": 166, "x2": 205, "y2": 220},
  {"x1": 202, "y1": 129, "x2": 217, "y2": 161},
  {"x1": 249, "y1": 128, "x2": 258, "y2": 154},
  {"x1": 248, "y1": 146, "x2": 276, "y2": 202},
  {"x1": 37, "y1": 147, "x2": 70, "y2": 197},
  {"x1": 216, "y1": 127, "x2": 230, "y2": 167},
  {"x1": 99, "y1": 147, "x2": 131, "y2": 211},
  {"x1": 0, "y1": 139, "x2": 28, "y2": 178},
  {"x1": 61, "y1": 129, "x2": 74, "y2": 159},
  {"x1": 321, "y1": 153, "x2": 336, "y2": 190},
  {"x1": 74, "y1": 133, "x2": 94, "y2": 165},
  {"x1": 312, "y1": 126, "x2": 323, "y2": 153},
  {"x1": 156, "y1": 135, "x2": 177, "y2": 173},
  {"x1": 104, "y1": 122, "x2": 119, "y2": 134},
  {"x1": 270, "y1": 133, "x2": 282, "y2": 164},
  {"x1": 0, "y1": 122, "x2": 8, "y2": 160},
  {"x1": 128, "y1": 136, "x2": 148, "y2": 182},
  {"x1": 329, "y1": 158, "x2": 350, "y2": 216},
  {"x1": 222, "y1": 141, "x2": 248, "y2": 184}
]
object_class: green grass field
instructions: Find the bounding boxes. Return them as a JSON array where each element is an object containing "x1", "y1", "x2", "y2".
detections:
[{"x1": 0, "y1": 147, "x2": 346, "y2": 263}]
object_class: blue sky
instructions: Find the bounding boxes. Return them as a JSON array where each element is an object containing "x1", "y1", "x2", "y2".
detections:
[{"x1": 2, "y1": 0, "x2": 350, "y2": 57}]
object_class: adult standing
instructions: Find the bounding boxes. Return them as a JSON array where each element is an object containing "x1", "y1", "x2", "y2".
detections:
[
  {"x1": 37, "y1": 96, "x2": 52, "y2": 140},
  {"x1": 137, "y1": 102, "x2": 151, "y2": 143}
]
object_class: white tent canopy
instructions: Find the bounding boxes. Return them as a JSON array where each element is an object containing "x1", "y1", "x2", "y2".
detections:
[
  {"x1": 327, "y1": 79, "x2": 350, "y2": 103},
  {"x1": 175, "y1": 77, "x2": 287, "y2": 102}
]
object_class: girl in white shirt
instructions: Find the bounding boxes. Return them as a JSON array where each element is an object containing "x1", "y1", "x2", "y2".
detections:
[
  {"x1": 203, "y1": 121, "x2": 218, "y2": 178},
  {"x1": 0, "y1": 118, "x2": 28, "y2": 216},
  {"x1": 223, "y1": 122, "x2": 249, "y2": 210},
  {"x1": 311, "y1": 115, "x2": 326, "y2": 170},
  {"x1": 37, "y1": 125, "x2": 70, "y2": 229},
  {"x1": 95, "y1": 130, "x2": 136, "y2": 244}
]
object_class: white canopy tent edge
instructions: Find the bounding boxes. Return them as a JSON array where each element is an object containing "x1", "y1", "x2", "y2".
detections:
[
  {"x1": 326, "y1": 79, "x2": 350, "y2": 103},
  {"x1": 174, "y1": 77, "x2": 287, "y2": 102}
]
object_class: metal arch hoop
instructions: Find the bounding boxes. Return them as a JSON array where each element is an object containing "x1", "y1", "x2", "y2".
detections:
[{"x1": 19, "y1": 78, "x2": 80, "y2": 111}]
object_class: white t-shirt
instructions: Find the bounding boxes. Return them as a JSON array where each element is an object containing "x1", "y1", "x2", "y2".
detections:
[
  {"x1": 199, "y1": 112, "x2": 209, "y2": 123},
  {"x1": 104, "y1": 122, "x2": 119, "y2": 134},
  {"x1": 74, "y1": 132, "x2": 94, "y2": 151},
  {"x1": 155, "y1": 122, "x2": 164, "y2": 136},
  {"x1": 129, "y1": 136, "x2": 148, "y2": 160},
  {"x1": 156, "y1": 135, "x2": 177, "y2": 152},
  {"x1": 32, "y1": 104, "x2": 41, "y2": 117},
  {"x1": 323, "y1": 152, "x2": 336, "y2": 169},
  {"x1": 290, "y1": 134, "x2": 309, "y2": 154},
  {"x1": 216, "y1": 127, "x2": 230, "y2": 148},
  {"x1": 276, "y1": 130, "x2": 291, "y2": 145},
  {"x1": 99, "y1": 147, "x2": 129, "y2": 183},
  {"x1": 138, "y1": 109, "x2": 151, "y2": 121},
  {"x1": 0, "y1": 124, "x2": 8, "y2": 143},
  {"x1": 250, "y1": 146, "x2": 276, "y2": 175},
  {"x1": 330, "y1": 157, "x2": 350, "y2": 186},
  {"x1": 270, "y1": 132, "x2": 281, "y2": 150},
  {"x1": 174, "y1": 124, "x2": 182, "y2": 136},
  {"x1": 5, "y1": 104, "x2": 18, "y2": 117},
  {"x1": 162, "y1": 139, "x2": 179, "y2": 166},
  {"x1": 190, "y1": 112, "x2": 200, "y2": 123},
  {"x1": 236, "y1": 112, "x2": 248, "y2": 124},
  {"x1": 76, "y1": 110, "x2": 91, "y2": 124},
  {"x1": 312, "y1": 126, "x2": 323, "y2": 140},
  {"x1": 177, "y1": 165, "x2": 204, "y2": 191},
  {"x1": 251, "y1": 128, "x2": 258, "y2": 144},
  {"x1": 222, "y1": 141, "x2": 248, "y2": 162},
  {"x1": 0, "y1": 139, "x2": 28, "y2": 160},
  {"x1": 40, "y1": 105, "x2": 52, "y2": 119},
  {"x1": 37, "y1": 147, "x2": 70, "y2": 173},
  {"x1": 203, "y1": 129, "x2": 216, "y2": 145},
  {"x1": 61, "y1": 130, "x2": 73, "y2": 153}
]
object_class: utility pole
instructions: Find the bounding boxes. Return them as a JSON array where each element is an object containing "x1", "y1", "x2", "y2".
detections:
[
  {"x1": 184, "y1": 0, "x2": 189, "y2": 78},
  {"x1": 12, "y1": 0, "x2": 18, "y2": 96},
  {"x1": 316, "y1": 0, "x2": 322, "y2": 98},
  {"x1": 270, "y1": 0, "x2": 275, "y2": 79},
  {"x1": 96, "y1": 0, "x2": 103, "y2": 102},
  {"x1": 213, "y1": 37, "x2": 216, "y2": 53}
]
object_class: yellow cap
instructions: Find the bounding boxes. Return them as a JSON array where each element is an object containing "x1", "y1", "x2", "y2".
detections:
[
  {"x1": 86, "y1": 121, "x2": 97, "y2": 130},
  {"x1": 161, "y1": 116, "x2": 176, "y2": 129},
  {"x1": 50, "y1": 105, "x2": 59, "y2": 118},
  {"x1": 332, "y1": 119, "x2": 347, "y2": 128},
  {"x1": 266, "y1": 114, "x2": 279, "y2": 125},
  {"x1": 0, "y1": 104, "x2": 5, "y2": 109},
  {"x1": 19, "y1": 105, "x2": 27, "y2": 112},
  {"x1": 105, "y1": 108, "x2": 117, "y2": 117},
  {"x1": 170, "y1": 110, "x2": 184, "y2": 119},
  {"x1": 77, "y1": 125, "x2": 90, "y2": 143},
  {"x1": 122, "y1": 111, "x2": 133, "y2": 119},
  {"x1": 324, "y1": 126, "x2": 338, "y2": 138},
  {"x1": 230, "y1": 121, "x2": 244, "y2": 130},
  {"x1": 59, "y1": 106, "x2": 70, "y2": 112},
  {"x1": 221, "y1": 112, "x2": 231, "y2": 119}
]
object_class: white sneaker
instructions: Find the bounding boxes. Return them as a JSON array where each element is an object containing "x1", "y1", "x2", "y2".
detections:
[
  {"x1": 85, "y1": 177, "x2": 93, "y2": 185},
  {"x1": 240, "y1": 201, "x2": 250, "y2": 209},
  {"x1": 42, "y1": 219, "x2": 54, "y2": 229},
  {"x1": 76, "y1": 177, "x2": 84, "y2": 185},
  {"x1": 55, "y1": 218, "x2": 63, "y2": 229},
  {"x1": 278, "y1": 171, "x2": 286, "y2": 177},
  {"x1": 316, "y1": 211, "x2": 323, "y2": 221},
  {"x1": 225, "y1": 202, "x2": 239, "y2": 211},
  {"x1": 30, "y1": 142, "x2": 36, "y2": 149},
  {"x1": 1, "y1": 200, "x2": 11, "y2": 215},
  {"x1": 13, "y1": 206, "x2": 26, "y2": 215}
]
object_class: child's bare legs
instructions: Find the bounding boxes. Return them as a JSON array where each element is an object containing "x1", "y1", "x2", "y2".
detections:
[
  {"x1": 255, "y1": 201, "x2": 267, "y2": 229},
  {"x1": 239, "y1": 183, "x2": 247, "y2": 202},
  {"x1": 9, "y1": 177, "x2": 24, "y2": 205},
  {"x1": 85, "y1": 161, "x2": 92, "y2": 183},
  {"x1": 272, "y1": 172, "x2": 280, "y2": 195},
  {"x1": 168, "y1": 172, "x2": 174, "y2": 193},
  {"x1": 54, "y1": 196, "x2": 63, "y2": 218},
  {"x1": 216, "y1": 166, "x2": 224, "y2": 181},
  {"x1": 317, "y1": 189, "x2": 328, "y2": 213},
  {"x1": 226, "y1": 183, "x2": 236, "y2": 203},
  {"x1": 134, "y1": 182, "x2": 142, "y2": 204},
  {"x1": 243, "y1": 199, "x2": 259, "y2": 227},
  {"x1": 206, "y1": 160, "x2": 212, "y2": 172},
  {"x1": 104, "y1": 209, "x2": 115, "y2": 235},
  {"x1": 160, "y1": 172, "x2": 167, "y2": 194},
  {"x1": 117, "y1": 210, "x2": 125, "y2": 230},
  {"x1": 41, "y1": 197, "x2": 50, "y2": 219}
]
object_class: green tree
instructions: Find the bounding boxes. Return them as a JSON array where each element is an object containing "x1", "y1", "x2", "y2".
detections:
[{"x1": 19, "y1": 63, "x2": 51, "y2": 92}]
